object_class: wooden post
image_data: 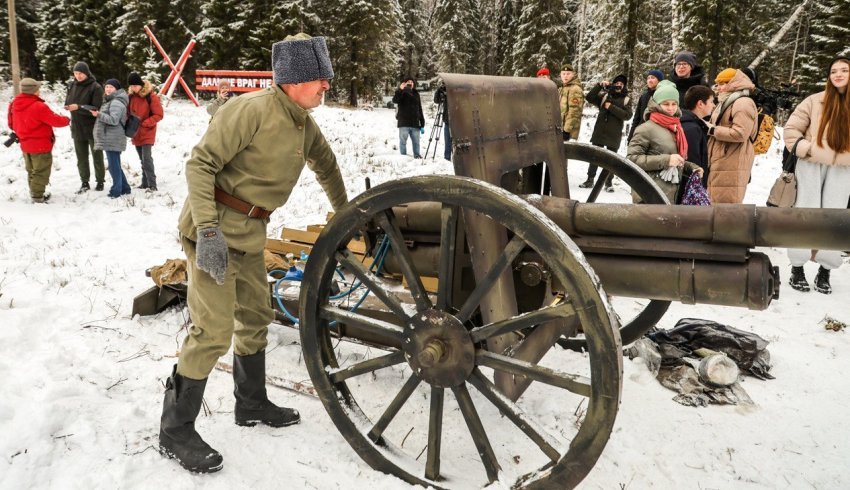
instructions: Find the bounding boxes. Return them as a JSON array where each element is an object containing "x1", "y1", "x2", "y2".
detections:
[{"x1": 7, "y1": 0, "x2": 21, "y2": 95}]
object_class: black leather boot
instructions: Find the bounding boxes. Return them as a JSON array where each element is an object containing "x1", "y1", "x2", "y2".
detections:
[
  {"x1": 233, "y1": 351, "x2": 301, "y2": 427},
  {"x1": 814, "y1": 266, "x2": 832, "y2": 294},
  {"x1": 75, "y1": 182, "x2": 90, "y2": 194},
  {"x1": 159, "y1": 365, "x2": 223, "y2": 473},
  {"x1": 789, "y1": 266, "x2": 810, "y2": 292},
  {"x1": 578, "y1": 177, "x2": 595, "y2": 189}
]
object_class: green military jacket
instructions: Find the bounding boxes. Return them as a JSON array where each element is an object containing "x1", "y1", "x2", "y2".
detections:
[
  {"x1": 179, "y1": 85, "x2": 348, "y2": 253},
  {"x1": 559, "y1": 78, "x2": 584, "y2": 137}
]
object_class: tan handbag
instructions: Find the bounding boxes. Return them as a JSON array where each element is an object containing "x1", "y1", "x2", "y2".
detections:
[{"x1": 766, "y1": 139, "x2": 802, "y2": 208}]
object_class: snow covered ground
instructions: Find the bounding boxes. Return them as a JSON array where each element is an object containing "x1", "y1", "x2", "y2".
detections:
[{"x1": 1, "y1": 85, "x2": 848, "y2": 489}]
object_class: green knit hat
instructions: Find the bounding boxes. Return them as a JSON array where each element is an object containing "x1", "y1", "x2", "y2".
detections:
[{"x1": 652, "y1": 80, "x2": 679, "y2": 104}]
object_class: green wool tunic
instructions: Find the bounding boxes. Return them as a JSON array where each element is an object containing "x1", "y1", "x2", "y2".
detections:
[{"x1": 178, "y1": 85, "x2": 347, "y2": 253}]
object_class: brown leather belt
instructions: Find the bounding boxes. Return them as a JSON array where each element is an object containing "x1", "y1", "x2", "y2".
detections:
[{"x1": 214, "y1": 186, "x2": 274, "y2": 219}]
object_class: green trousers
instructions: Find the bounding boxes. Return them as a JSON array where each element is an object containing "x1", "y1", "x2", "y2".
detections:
[
  {"x1": 73, "y1": 137, "x2": 105, "y2": 184},
  {"x1": 177, "y1": 235, "x2": 273, "y2": 380},
  {"x1": 24, "y1": 152, "x2": 53, "y2": 199}
]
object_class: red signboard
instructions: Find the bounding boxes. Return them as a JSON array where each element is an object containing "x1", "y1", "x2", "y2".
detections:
[{"x1": 195, "y1": 70, "x2": 275, "y2": 93}]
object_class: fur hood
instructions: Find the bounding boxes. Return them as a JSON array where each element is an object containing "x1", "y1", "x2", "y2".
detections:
[{"x1": 134, "y1": 80, "x2": 155, "y2": 98}]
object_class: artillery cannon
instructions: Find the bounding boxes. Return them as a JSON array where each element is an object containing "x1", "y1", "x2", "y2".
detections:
[{"x1": 294, "y1": 74, "x2": 850, "y2": 488}]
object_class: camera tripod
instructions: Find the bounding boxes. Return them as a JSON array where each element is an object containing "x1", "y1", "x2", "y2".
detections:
[{"x1": 424, "y1": 100, "x2": 445, "y2": 160}]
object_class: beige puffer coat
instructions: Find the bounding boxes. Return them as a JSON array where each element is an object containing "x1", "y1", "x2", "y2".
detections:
[
  {"x1": 783, "y1": 91, "x2": 850, "y2": 167},
  {"x1": 707, "y1": 70, "x2": 758, "y2": 204}
]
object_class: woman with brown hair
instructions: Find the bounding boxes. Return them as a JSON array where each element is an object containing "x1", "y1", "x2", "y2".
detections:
[{"x1": 784, "y1": 57, "x2": 850, "y2": 294}]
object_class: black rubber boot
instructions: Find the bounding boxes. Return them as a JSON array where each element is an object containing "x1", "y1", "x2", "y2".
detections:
[
  {"x1": 233, "y1": 351, "x2": 301, "y2": 428},
  {"x1": 814, "y1": 266, "x2": 832, "y2": 294},
  {"x1": 789, "y1": 266, "x2": 810, "y2": 292},
  {"x1": 159, "y1": 365, "x2": 223, "y2": 473}
]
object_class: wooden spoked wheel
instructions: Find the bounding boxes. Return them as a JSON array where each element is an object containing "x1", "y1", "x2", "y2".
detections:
[{"x1": 299, "y1": 175, "x2": 621, "y2": 489}]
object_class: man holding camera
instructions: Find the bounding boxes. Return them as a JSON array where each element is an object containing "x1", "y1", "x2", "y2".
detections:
[
  {"x1": 7, "y1": 78, "x2": 70, "y2": 203},
  {"x1": 206, "y1": 79, "x2": 232, "y2": 118},
  {"x1": 64, "y1": 61, "x2": 105, "y2": 193},
  {"x1": 581, "y1": 74, "x2": 632, "y2": 191},
  {"x1": 392, "y1": 77, "x2": 425, "y2": 158}
]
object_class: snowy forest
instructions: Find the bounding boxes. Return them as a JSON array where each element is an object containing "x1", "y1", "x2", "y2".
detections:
[{"x1": 1, "y1": 0, "x2": 848, "y2": 105}]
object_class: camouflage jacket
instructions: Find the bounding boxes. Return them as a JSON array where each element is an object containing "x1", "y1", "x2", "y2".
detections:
[{"x1": 559, "y1": 78, "x2": 585, "y2": 137}]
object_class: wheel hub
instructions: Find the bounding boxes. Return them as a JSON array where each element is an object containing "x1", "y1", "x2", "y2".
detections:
[{"x1": 402, "y1": 309, "x2": 475, "y2": 387}]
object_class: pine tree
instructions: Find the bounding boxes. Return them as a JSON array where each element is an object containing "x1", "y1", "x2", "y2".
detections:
[
  {"x1": 63, "y1": 0, "x2": 128, "y2": 82},
  {"x1": 315, "y1": 0, "x2": 403, "y2": 106},
  {"x1": 239, "y1": 1, "x2": 321, "y2": 70},
  {"x1": 34, "y1": 0, "x2": 71, "y2": 82},
  {"x1": 796, "y1": 0, "x2": 850, "y2": 93},
  {"x1": 398, "y1": 0, "x2": 429, "y2": 79},
  {"x1": 198, "y1": 0, "x2": 246, "y2": 70},
  {"x1": 510, "y1": 0, "x2": 572, "y2": 77},
  {"x1": 433, "y1": 0, "x2": 482, "y2": 74},
  {"x1": 1, "y1": 0, "x2": 43, "y2": 79},
  {"x1": 496, "y1": 0, "x2": 520, "y2": 75},
  {"x1": 115, "y1": 0, "x2": 168, "y2": 82}
]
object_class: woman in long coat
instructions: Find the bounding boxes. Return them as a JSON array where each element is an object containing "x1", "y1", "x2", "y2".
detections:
[
  {"x1": 706, "y1": 69, "x2": 758, "y2": 203},
  {"x1": 783, "y1": 56, "x2": 850, "y2": 294}
]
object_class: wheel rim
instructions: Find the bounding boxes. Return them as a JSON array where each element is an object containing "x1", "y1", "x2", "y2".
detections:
[
  {"x1": 564, "y1": 142, "x2": 672, "y2": 346},
  {"x1": 300, "y1": 175, "x2": 622, "y2": 488}
]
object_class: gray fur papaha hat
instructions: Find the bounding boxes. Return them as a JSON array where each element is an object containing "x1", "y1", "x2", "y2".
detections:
[{"x1": 272, "y1": 33, "x2": 334, "y2": 84}]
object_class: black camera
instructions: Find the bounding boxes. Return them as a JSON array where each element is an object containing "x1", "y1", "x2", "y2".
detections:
[
  {"x1": 753, "y1": 83, "x2": 799, "y2": 116},
  {"x1": 3, "y1": 132, "x2": 18, "y2": 148}
]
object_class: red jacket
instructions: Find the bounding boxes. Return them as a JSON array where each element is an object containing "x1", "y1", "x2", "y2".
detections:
[
  {"x1": 7, "y1": 93, "x2": 70, "y2": 153},
  {"x1": 129, "y1": 81, "x2": 164, "y2": 146}
]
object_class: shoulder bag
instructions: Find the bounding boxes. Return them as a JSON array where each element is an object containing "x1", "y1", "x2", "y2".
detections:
[{"x1": 766, "y1": 138, "x2": 803, "y2": 207}]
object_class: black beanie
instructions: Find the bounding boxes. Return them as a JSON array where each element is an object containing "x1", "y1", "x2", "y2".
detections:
[
  {"x1": 127, "y1": 72, "x2": 143, "y2": 86},
  {"x1": 612, "y1": 74, "x2": 628, "y2": 86},
  {"x1": 73, "y1": 61, "x2": 94, "y2": 79},
  {"x1": 105, "y1": 79, "x2": 121, "y2": 90}
]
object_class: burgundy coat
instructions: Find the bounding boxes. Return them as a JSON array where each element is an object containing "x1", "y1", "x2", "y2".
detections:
[
  {"x1": 7, "y1": 93, "x2": 70, "y2": 153},
  {"x1": 128, "y1": 81, "x2": 163, "y2": 146}
]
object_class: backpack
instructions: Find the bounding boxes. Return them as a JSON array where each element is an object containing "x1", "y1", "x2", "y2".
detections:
[
  {"x1": 123, "y1": 113, "x2": 141, "y2": 138},
  {"x1": 750, "y1": 110, "x2": 774, "y2": 155},
  {"x1": 115, "y1": 96, "x2": 144, "y2": 138}
]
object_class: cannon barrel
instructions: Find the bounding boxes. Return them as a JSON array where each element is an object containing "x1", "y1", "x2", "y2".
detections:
[
  {"x1": 531, "y1": 196, "x2": 850, "y2": 250},
  {"x1": 381, "y1": 243, "x2": 779, "y2": 310},
  {"x1": 391, "y1": 198, "x2": 850, "y2": 251},
  {"x1": 385, "y1": 197, "x2": 850, "y2": 311}
]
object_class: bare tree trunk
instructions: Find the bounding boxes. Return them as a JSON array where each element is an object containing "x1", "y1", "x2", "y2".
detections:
[
  {"x1": 749, "y1": 0, "x2": 812, "y2": 69},
  {"x1": 789, "y1": 13, "x2": 802, "y2": 82},
  {"x1": 670, "y1": 0, "x2": 680, "y2": 53},
  {"x1": 7, "y1": 0, "x2": 21, "y2": 95}
]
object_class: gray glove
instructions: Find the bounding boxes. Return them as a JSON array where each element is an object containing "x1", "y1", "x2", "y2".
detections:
[{"x1": 196, "y1": 227, "x2": 228, "y2": 285}]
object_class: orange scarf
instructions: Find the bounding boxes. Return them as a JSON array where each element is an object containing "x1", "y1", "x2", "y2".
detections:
[{"x1": 649, "y1": 112, "x2": 689, "y2": 158}]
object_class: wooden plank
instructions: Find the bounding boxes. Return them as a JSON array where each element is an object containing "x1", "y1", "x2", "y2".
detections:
[
  {"x1": 282, "y1": 227, "x2": 320, "y2": 243},
  {"x1": 306, "y1": 224, "x2": 325, "y2": 233},
  {"x1": 266, "y1": 238, "x2": 312, "y2": 257},
  {"x1": 402, "y1": 275, "x2": 439, "y2": 294},
  {"x1": 266, "y1": 238, "x2": 373, "y2": 268},
  {"x1": 280, "y1": 227, "x2": 367, "y2": 255}
]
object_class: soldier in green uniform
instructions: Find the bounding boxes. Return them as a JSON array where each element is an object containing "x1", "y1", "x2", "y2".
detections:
[{"x1": 159, "y1": 33, "x2": 348, "y2": 474}]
